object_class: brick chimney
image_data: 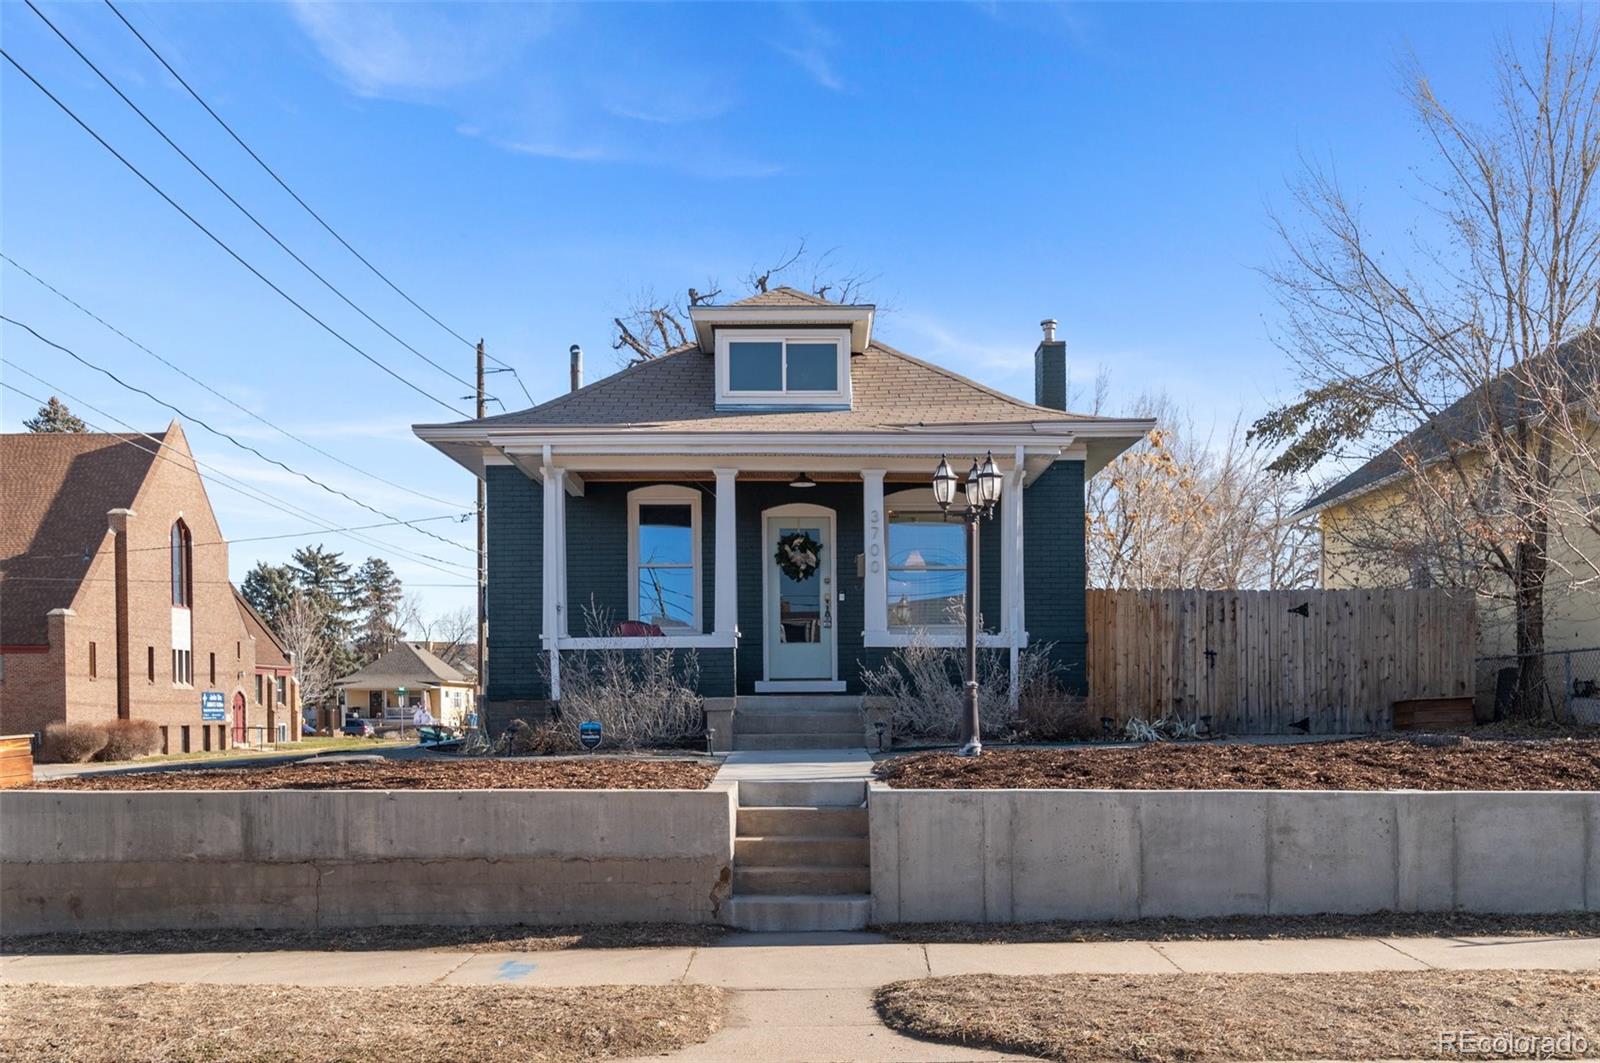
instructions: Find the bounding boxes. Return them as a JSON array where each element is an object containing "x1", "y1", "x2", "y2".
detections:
[{"x1": 1034, "y1": 318, "x2": 1067, "y2": 410}]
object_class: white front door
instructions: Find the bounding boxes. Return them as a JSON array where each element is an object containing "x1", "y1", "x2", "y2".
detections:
[{"x1": 764, "y1": 508, "x2": 836, "y2": 681}]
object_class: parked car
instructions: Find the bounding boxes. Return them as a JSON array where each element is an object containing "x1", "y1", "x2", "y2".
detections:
[{"x1": 341, "y1": 719, "x2": 376, "y2": 738}]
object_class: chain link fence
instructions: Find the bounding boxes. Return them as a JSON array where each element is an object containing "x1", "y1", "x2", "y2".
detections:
[{"x1": 1475, "y1": 647, "x2": 1600, "y2": 725}]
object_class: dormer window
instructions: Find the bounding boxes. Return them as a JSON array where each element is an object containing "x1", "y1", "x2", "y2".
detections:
[{"x1": 715, "y1": 328, "x2": 852, "y2": 408}]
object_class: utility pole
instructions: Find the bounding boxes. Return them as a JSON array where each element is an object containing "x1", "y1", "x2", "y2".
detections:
[{"x1": 475, "y1": 339, "x2": 488, "y2": 733}]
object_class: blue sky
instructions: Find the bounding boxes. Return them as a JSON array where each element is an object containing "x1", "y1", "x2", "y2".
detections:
[{"x1": 1, "y1": 1, "x2": 1547, "y2": 619}]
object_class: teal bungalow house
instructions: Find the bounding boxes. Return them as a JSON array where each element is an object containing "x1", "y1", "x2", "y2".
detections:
[{"x1": 415, "y1": 289, "x2": 1149, "y2": 743}]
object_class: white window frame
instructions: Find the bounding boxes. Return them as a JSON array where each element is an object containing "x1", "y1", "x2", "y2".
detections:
[
  {"x1": 715, "y1": 327, "x2": 852, "y2": 408},
  {"x1": 884, "y1": 489, "x2": 973, "y2": 635},
  {"x1": 627, "y1": 485, "x2": 703, "y2": 633}
]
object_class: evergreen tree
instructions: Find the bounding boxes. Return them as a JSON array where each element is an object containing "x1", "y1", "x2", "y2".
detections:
[
  {"x1": 352, "y1": 557, "x2": 406, "y2": 662},
  {"x1": 241, "y1": 561, "x2": 296, "y2": 628},
  {"x1": 24, "y1": 396, "x2": 87, "y2": 433},
  {"x1": 288, "y1": 545, "x2": 356, "y2": 679}
]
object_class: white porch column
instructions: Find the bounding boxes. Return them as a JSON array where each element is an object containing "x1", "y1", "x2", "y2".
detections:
[
  {"x1": 713, "y1": 468, "x2": 738, "y2": 638},
  {"x1": 541, "y1": 464, "x2": 567, "y2": 698},
  {"x1": 862, "y1": 470, "x2": 888, "y2": 638},
  {"x1": 1004, "y1": 448, "x2": 1026, "y2": 707}
]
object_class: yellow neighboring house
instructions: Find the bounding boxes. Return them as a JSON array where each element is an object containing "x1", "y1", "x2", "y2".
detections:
[
  {"x1": 334, "y1": 642, "x2": 476, "y2": 730},
  {"x1": 1303, "y1": 373, "x2": 1600, "y2": 658}
]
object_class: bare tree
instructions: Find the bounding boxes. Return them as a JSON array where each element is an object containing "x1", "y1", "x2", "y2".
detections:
[
  {"x1": 278, "y1": 590, "x2": 338, "y2": 719},
  {"x1": 611, "y1": 240, "x2": 881, "y2": 365},
  {"x1": 1251, "y1": 14, "x2": 1600, "y2": 715},
  {"x1": 1088, "y1": 388, "x2": 1318, "y2": 590},
  {"x1": 412, "y1": 605, "x2": 476, "y2": 675}
]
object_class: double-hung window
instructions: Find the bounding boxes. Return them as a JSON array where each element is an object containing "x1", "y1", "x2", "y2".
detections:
[
  {"x1": 716, "y1": 328, "x2": 851, "y2": 408},
  {"x1": 886, "y1": 509, "x2": 970, "y2": 630},
  {"x1": 627, "y1": 486, "x2": 701, "y2": 633}
]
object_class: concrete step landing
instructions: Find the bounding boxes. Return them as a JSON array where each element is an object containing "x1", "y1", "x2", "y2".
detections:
[
  {"x1": 734, "y1": 732, "x2": 865, "y2": 751},
  {"x1": 719, "y1": 894, "x2": 871, "y2": 933}
]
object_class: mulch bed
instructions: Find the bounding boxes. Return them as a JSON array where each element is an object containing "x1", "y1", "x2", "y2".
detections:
[
  {"x1": 0, "y1": 982, "x2": 725, "y2": 1062},
  {"x1": 32, "y1": 756, "x2": 719, "y2": 791},
  {"x1": 877, "y1": 910, "x2": 1600, "y2": 944},
  {"x1": 876, "y1": 970, "x2": 1600, "y2": 1061},
  {"x1": 875, "y1": 737, "x2": 1600, "y2": 790},
  {"x1": 1, "y1": 922, "x2": 725, "y2": 956}
]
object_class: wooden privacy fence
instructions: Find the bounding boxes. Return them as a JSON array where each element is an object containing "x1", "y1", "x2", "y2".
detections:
[{"x1": 1085, "y1": 589, "x2": 1478, "y2": 734}]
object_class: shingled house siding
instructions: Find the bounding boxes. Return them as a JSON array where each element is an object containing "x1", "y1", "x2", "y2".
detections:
[
  {"x1": 485, "y1": 465, "x2": 545, "y2": 719},
  {"x1": 1024, "y1": 460, "x2": 1088, "y2": 694}
]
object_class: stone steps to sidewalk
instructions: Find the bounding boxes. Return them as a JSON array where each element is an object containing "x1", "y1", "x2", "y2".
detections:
[
  {"x1": 732, "y1": 864, "x2": 872, "y2": 895},
  {"x1": 734, "y1": 835, "x2": 869, "y2": 867},
  {"x1": 735, "y1": 806, "x2": 867, "y2": 837},
  {"x1": 737, "y1": 711, "x2": 863, "y2": 735},
  {"x1": 734, "y1": 732, "x2": 864, "y2": 751},
  {"x1": 738, "y1": 780, "x2": 866, "y2": 808},
  {"x1": 718, "y1": 894, "x2": 871, "y2": 933},
  {"x1": 737, "y1": 694, "x2": 861, "y2": 713}
]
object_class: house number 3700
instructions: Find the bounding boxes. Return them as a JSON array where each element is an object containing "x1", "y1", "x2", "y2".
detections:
[{"x1": 867, "y1": 508, "x2": 881, "y2": 574}]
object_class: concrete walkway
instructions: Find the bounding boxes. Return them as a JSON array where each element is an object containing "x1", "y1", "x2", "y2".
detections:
[
  {"x1": 712, "y1": 747, "x2": 874, "y2": 785},
  {"x1": 5, "y1": 933, "x2": 1596, "y2": 1061}
]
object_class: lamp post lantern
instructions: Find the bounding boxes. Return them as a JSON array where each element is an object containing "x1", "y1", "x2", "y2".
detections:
[{"x1": 934, "y1": 451, "x2": 1003, "y2": 756}]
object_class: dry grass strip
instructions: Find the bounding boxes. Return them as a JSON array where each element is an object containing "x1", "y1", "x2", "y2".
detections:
[
  {"x1": 0, "y1": 982, "x2": 725, "y2": 1062},
  {"x1": 2, "y1": 922, "x2": 724, "y2": 956},
  {"x1": 876, "y1": 970, "x2": 1600, "y2": 1061},
  {"x1": 877, "y1": 910, "x2": 1600, "y2": 944}
]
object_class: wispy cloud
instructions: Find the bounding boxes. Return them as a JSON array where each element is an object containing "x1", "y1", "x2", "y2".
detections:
[
  {"x1": 774, "y1": 5, "x2": 846, "y2": 92},
  {"x1": 287, "y1": 1, "x2": 555, "y2": 99}
]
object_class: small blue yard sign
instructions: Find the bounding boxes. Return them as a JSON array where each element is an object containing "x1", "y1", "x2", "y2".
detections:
[
  {"x1": 578, "y1": 720, "x2": 603, "y2": 751},
  {"x1": 200, "y1": 690, "x2": 226, "y2": 721}
]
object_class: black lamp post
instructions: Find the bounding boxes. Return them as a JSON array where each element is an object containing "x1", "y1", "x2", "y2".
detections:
[{"x1": 933, "y1": 451, "x2": 1003, "y2": 756}]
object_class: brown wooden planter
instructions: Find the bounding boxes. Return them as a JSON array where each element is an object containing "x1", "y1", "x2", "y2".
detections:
[
  {"x1": 1392, "y1": 696, "x2": 1475, "y2": 731},
  {"x1": 0, "y1": 734, "x2": 34, "y2": 789}
]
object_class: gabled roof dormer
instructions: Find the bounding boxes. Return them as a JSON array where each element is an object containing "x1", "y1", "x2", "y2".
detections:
[{"x1": 689, "y1": 287, "x2": 874, "y2": 411}]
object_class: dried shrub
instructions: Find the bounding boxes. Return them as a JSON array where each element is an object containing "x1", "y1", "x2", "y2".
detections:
[
  {"x1": 533, "y1": 599, "x2": 705, "y2": 751},
  {"x1": 861, "y1": 630, "x2": 1059, "y2": 741},
  {"x1": 40, "y1": 722, "x2": 108, "y2": 763},
  {"x1": 505, "y1": 718, "x2": 570, "y2": 755},
  {"x1": 1017, "y1": 677, "x2": 1094, "y2": 741},
  {"x1": 99, "y1": 719, "x2": 162, "y2": 761}
]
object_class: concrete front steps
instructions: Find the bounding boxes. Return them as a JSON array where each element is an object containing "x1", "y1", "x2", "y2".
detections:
[
  {"x1": 720, "y1": 779, "x2": 871, "y2": 932},
  {"x1": 731, "y1": 695, "x2": 864, "y2": 751}
]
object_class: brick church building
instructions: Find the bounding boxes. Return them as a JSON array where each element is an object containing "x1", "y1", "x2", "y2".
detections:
[{"x1": 0, "y1": 421, "x2": 299, "y2": 752}]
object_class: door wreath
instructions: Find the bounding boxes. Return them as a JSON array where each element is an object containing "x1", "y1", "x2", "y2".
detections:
[{"x1": 774, "y1": 531, "x2": 824, "y2": 582}]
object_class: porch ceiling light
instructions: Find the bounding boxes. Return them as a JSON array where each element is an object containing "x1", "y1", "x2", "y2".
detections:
[
  {"x1": 932, "y1": 455, "x2": 958, "y2": 510},
  {"x1": 789, "y1": 472, "x2": 816, "y2": 489}
]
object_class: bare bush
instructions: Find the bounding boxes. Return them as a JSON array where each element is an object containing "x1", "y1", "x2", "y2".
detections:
[
  {"x1": 535, "y1": 600, "x2": 705, "y2": 750},
  {"x1": 40, "y1": 722, "x2": 108, "y2": 763},
  {"x1": 98, "y1": 719, "x2": 162, "y2": 761},
  {"x1": 861, "y1": 634, "x2": 1060, "y2": 742},
  {"x1": 1018, "y1": 678, "x2": 1094, "y2": 741}
]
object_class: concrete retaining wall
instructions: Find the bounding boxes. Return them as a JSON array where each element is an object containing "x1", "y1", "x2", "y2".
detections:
[
  {"x1": 1, "y1": 786, "x2": 736, "y2": 934},
  {"x1": 868, "y1": 785, "x2": 1600, "y2": 922}
]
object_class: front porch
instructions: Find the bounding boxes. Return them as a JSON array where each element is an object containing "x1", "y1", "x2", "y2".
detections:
[{"x1": 482, "y1": 446, "x2": 1089, "y2": 730}]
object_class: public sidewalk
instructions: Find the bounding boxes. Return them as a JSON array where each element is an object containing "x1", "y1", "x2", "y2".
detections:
[{"x1": 5, "y1": 932, "x2": 1596, "y2": 1062}]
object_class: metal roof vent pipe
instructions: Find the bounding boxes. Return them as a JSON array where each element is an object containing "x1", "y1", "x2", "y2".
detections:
[{"x1": 569, "y1": 344, "x2": 583, "y2": 392}]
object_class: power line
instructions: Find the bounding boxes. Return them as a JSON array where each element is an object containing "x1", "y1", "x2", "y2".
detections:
[
  {"x1": 1, "y1": 378, "x2": 474, "y2": 578},
  {"x1": 17, "y1": 513, "x2": 472, "y2": 563},
  {"x1": 23, "y1": 0, "x2": 483, "y2": 398},
  {"x1": 2, "y1": 253, "x2": 465, "y2": 511},
  {"x1": 103, "y1": 0, "x2": 477, "y2": 352},
  {"x1": 102, "y1": 0, "x2": 539, "y2": 410},
  {"x1": 0, "y1": 47, "x2": 469, "y2": 419},
  {"x1": 2, "y1": 316, "x2": 473, "y2": 556},
  {"x1": 4, "y1": 575, "x2": 476, "y2": 588}
]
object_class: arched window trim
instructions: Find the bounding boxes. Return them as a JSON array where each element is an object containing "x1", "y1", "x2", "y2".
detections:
[{"x1": 171, "y1": 519, "x2": 193, "y2": 608}]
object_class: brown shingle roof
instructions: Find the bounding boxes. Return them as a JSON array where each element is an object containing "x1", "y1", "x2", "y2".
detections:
[
  {"x1": 453, "y1": 341, "x2": 1099, "y2": 434},
  {"x1": 1301, "y1": 334, "x2": 1600, "y2": 513},
  {"x1": 726, "y1": 286, "x2": 844, "y2": 308},
  {"x1": 335, "y1": 641, "x2": 469, "y2": 688},
  {"x1": 0, "y1": 429, "x2": 166, "y2": 645}
]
